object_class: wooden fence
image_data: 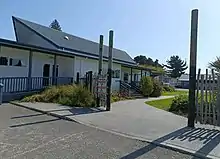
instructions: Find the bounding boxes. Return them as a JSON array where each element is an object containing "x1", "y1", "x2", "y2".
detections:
[{"x1": 195, "y1": 69, "x2": 220, "y2": 126}]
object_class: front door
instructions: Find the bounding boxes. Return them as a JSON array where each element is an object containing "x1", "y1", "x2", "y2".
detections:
[
  {"x1": 124, "y1": 73, "x2": 128, "y2": 83},
  {"x1": 43, "y1": 64, "x2": 50, "y2": 86}
]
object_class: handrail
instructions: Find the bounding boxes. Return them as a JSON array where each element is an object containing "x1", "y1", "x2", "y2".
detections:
[
  {"x1": 130, "y1": 81, "x2": 142, "y2": 93},
  {"x1": 120, "y1": 81, "x2": 130, "y2": 97}
]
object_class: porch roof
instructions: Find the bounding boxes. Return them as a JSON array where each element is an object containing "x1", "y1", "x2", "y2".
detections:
[{"x1": 121, "y1": 64, "x2": 152, "y2": 72}]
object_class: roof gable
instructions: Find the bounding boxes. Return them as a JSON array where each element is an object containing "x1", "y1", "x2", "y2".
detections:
[{"x1": 13, "y1": 17, "x2": 136, "y2": 64}]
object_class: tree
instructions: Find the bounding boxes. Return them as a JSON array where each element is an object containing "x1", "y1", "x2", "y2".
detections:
[
  {"x1": 146, "y1": 58, "x2": 154, "y2": 66},
  {"x1": 164, "y1": 55, "x2": 188, "y2": 78},
  {"x1": 134, "y1": 55, "x2": 162, "y2": 66},
  {"x1": 134, "y1": 55, "x2": 147, "y2": 65},
  {"x1": 209, "y1": 56, "x2": 220, "y2": 73},
  {"x1": 154, "y1": 59, "x2": 159, "y2": 67},
  {"x1": 140, "y1": 76, "x2": 153, "y2": 97},
  {"x1": 49, "y1": 19, "x2": 62, "y2": 31}
]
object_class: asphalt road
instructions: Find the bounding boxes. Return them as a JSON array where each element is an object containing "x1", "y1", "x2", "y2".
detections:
[{"x1": 0, "y1": 104, "x2": 199, "y2": 159}]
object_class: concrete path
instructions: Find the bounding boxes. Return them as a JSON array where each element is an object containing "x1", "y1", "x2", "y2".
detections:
[{"x1": 11, "y1": 96, "x2": 220, "y2": 159}]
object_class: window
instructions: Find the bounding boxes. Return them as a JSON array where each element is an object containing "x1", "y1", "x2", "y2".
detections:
[
  {"x1": 0, "y1": 56, "x2": 8, "y2": 66},
  {"x1": 112, "y1": 70, "x2": 120, "y2": 78},
  {"x1": 9, "y1": 58, "x2": 26, "y2": 67}
]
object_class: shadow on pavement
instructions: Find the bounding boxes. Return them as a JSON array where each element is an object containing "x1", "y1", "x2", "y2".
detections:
[
  {"x1": 10, "y1": 118, "x2": 60, "y2": 128},
  {"x1": 11, "y1": 113, "x2": 45, "y2": 119},
  {"x1": 120, "y1": 127, "x2": 220, "y2": 159},
  {"x1": 67, "y1": 107, "x2": 106, "y2": 116}
]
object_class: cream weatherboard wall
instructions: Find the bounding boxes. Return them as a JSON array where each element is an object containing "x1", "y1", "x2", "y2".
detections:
[
  {"x1": 0, "y1": 46, "x2": 74, "y2": 78},
  {"x1": 74, "y1": 56, "x2": 122, "y2": 91},
  {"x1": 31, "y1": 51, "x2": 54, "y2": 77},
  {"x1": 31, "y1": 51, "x2": 74, "y2": 77},
  {"x1": 0, "y1": 45, "x2": 124, "y2": 92},
  {"x1": 0, "y1": 46, "x2": 29, "y2": 77}
]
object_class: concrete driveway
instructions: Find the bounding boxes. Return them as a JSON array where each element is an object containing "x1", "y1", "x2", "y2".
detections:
[
  {"x1": 0, "y1": 103, "x2": 197, "y2": 159},
  {"x1": 12, "y1": 96, "x2": 220, "y2": 159}
]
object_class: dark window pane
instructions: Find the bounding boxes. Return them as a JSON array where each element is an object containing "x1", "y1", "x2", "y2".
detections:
[{"x1": 0, "y1": 57, "x2": 8, "y2": 65}]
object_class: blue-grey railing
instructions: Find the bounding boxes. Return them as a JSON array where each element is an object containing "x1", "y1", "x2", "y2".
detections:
[
  {"x1": 120, "y1": 81, "x2": 131, "y2": 97},
  {"x1": 130, "y1": 81, "x2": 142, "y2": 93},
  {"x1": 0, "y1": 77, "x2": 74, "y2": 93},
  {"x1": 0, "y1": 83, "x2": 3, "y2": 105}
]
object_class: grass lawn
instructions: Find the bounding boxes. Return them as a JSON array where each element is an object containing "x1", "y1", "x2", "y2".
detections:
[
  {"x1": 162, "y1": 90, "x2": 188, "y2": 96},
  {"x1": 145, "y1": 98, "x2": 174, "y2": 111}
]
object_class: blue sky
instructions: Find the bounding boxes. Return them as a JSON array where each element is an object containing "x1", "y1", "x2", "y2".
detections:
[{"x1": 0, "y1": 0, "x2": 219, "y2": 73}]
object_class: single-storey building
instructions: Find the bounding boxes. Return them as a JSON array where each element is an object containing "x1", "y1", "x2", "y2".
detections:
[
  {"x1": 176, "y1": 73, "x2": 217, "y2": 89},
  {"x1": 0, "y1": 16, "x2": 151, "y2": 100}
]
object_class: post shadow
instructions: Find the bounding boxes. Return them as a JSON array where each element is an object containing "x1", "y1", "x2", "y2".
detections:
[
  {"x1": 120, "y1": 127, "x2": 220, "y2": 159},
  {"x1": 11, "y1": 113, "x2": 44, "y2": 119},
  {"x1": 10, "y1": 118, "x2": 60, "y2": 128}
]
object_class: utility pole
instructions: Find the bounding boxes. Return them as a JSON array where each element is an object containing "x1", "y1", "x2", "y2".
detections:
[
  {"x1": 106, "y1": 30, "x2": 113, "y2": 111},
  {"x1": 188, "y1": 9, "x2": 199, "y2": 128}
]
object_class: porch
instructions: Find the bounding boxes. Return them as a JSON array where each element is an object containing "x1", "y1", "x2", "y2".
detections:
[
  {"x1": 0, "y1": 77, "x2": 73, "y2": 103},
  {"x1": 0, "y1": 77, "x2": 74, "y2": 93},
  {"x1": 119, "y1": 65, "x2": 151, "y2": 97}
]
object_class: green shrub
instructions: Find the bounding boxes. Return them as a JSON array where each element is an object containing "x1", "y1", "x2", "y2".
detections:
[
  {"x1": 21, "y1": 85, "x2": 95, "y2": 107},
  {"x1": 140, "y1": 76, "x2": 153, "y2": 97},
  {"x1": 163, "y1": 85, "x2": 175, "y2": 92},
  {"x1": 169, "y1": 95, "x2": 188, "y2": 114},
  {"x1": 150, "y1": 79, "x2": 162, "y2": 97},
  {"x1": 111, "y1": 93, "x2": 133, "y2": 103}
]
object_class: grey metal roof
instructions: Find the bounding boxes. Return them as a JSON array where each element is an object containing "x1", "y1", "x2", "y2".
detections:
[{"x1": 13, "y1": 17, "x2": 136, "y2": 65}]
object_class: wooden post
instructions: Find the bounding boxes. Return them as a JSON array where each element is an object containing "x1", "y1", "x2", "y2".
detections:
[
  {"x1": 130, "y1": 68, "x2": 133, "y2": 83},
  {"x1": 27, "y1": 51, "x2": 33, "y2": 91},
  {"x1": 53, "y1": 55, "x2": 57, "y2": 85},
  {"x1": 85, "y1": 72, "x2": 88, "y2": 89},
  {"x1": 76, "y1": 72, "x2": 80, "y2": 84},
  {"x1": 106, "y1": 30, "x2": 113, "y2": 111},
  {"x1": 0, "y1": 83, "x2": 3, "y2": 105},
  {"x1": 217, "y1": 76, "x2": 220, "y2": 126},
  {"x1": 97, "y1": 35, "x2": 104, "y2": 107},
  {"x1": 89, "y1": 71, "x2": 93, "y2": 92},
  {"x1": 98, "y1": 35, "x2": 104, "y2": 74},
  {"x1": 188, "y1": 9, "x2": 199, "y2": 128}
]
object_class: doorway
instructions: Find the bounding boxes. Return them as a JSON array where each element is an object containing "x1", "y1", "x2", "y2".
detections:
[
  {"x1": 43, "y1": 64, "x2": 50, "y2": 86},
  {"x1": 123, "y1": 72, "x2": 128, "y2": 83}
]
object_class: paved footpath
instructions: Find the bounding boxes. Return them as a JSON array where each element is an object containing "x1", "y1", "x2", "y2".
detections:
[
  {"x1": 0, "y1": 103, "x2": 198, "y2": 159},
  {"x1": 12, "y1": 96, "x2": 220, "y2": 159}
]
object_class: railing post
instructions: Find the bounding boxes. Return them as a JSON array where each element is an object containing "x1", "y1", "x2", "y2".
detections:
[{"x1": 0, "y1": 83, "x2": 3, "y2": 105}]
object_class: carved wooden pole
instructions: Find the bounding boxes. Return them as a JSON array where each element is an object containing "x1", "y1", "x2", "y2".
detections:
[
  {"x1": 97, "y1": 35, "x2": 104, "y2": 107},
  {"x1": 106, "y1": 30, "x2": 113, "y2": 111},
  {"x1": 188, "y1": 9, "x2": 199, "y2": 128}
]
